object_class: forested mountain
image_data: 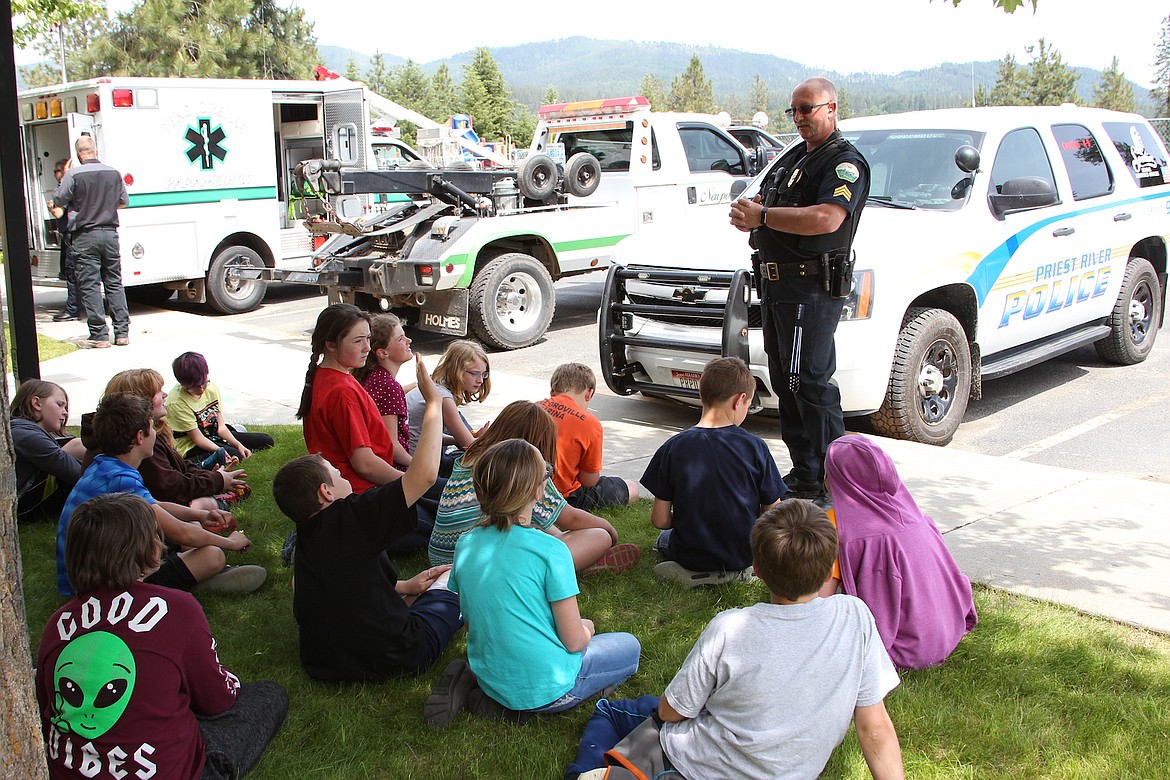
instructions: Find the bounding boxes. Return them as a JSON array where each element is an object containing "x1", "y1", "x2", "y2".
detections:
[{"x1": 321, "y1": 37, "x2": 1153, "y2": 118}]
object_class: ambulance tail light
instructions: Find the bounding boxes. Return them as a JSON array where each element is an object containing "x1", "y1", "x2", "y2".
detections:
[
  {"x1": 86, "y1": 93, "x2": 100, "y2": 112},
  {"x1": 840, "y1": 270, "x2": 874, "y2": 321},
  {"x1": 539, "y1": 95, "x2": 650, "y2": 121},
  {"x1": 111, "y1": 89, "x2": 134, "y2": 108}
]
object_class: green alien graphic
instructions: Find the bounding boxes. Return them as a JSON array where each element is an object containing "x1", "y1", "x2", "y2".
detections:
[{"x1": 51, "y1": 631, "x2": 137, "y2": 739}]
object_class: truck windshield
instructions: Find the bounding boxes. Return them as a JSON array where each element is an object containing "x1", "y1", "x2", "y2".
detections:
[
  {"x1": 550, "y1": 123, "x2": 661, "y2": 171},
  {"x1": 843, "y1": 129, "x2": 985, "y2": 211}
]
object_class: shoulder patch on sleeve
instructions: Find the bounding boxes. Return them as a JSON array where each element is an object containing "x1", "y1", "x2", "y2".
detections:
[
  {"x1": 833, "y1": 184, "x2": 852, "y2": 202},
  {"x1": 835, "y1": 162, "x2": 859, "y2": 183}
]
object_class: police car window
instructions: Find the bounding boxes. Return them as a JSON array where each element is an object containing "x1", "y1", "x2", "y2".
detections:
[
  {"x1": 678, "y1": 127, "x2": 746, "y2": 176},
  {"x1": 990, "y1": 128, "x2": 1057, "y2": 199},
  {"x1": 1052, "y1": 124, "x2": 1113, "y2": 200},
  {"x1": 845, "y1": 130, "x2": 982, "y2": 211},
  {"x1": 552, "y1": 122, "x2": 660, "y2": 171},
  {"x1": 1102, "y1": 121, "x2": 1170, "y2": 188}
]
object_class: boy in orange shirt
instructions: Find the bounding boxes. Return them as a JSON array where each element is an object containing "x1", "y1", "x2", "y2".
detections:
[{"x1": 537, "y1": 363, "x2": 639, "y2": 511}]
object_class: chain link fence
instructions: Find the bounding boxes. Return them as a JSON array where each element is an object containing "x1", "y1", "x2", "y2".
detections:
[{"x1": 1150, "y1": 119, "x2": 1170, "y2": 149}]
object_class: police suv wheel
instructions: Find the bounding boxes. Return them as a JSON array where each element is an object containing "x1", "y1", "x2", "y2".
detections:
[
  {"x1": 1094, "y1": 257, "x2": 1161, "y2": 365},
  {"x1": 207, "y1": 245, "x2": 267, "y2": 314},
  {"x1": 468, "y1": 253, "x2": 556, "y2": 350},
  {"x1": 869, "y1": 307, "x2": 971, "y2": 446}
]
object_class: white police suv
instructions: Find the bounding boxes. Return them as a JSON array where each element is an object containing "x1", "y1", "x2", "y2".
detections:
[{"x1": 600, "y1": 105, "x2": 1169, "y2": 445}]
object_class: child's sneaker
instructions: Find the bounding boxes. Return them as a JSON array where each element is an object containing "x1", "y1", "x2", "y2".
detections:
[
  {"x1": 582, "y1": 543, "x2": 641, "y2": 576},
  {"x1": 193, "y1": 564, "x2": 268, "y2": 594},
  {"x1": 423, "y1": 659, "x2": 477, "y2": 729},
  {"x1": 654, "y1": 560, "x2": 755, "y2": 589}
]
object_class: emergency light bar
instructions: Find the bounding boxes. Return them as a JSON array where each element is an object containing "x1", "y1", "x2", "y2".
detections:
[{"x1": 539, "y1": 95, "x2": 650, "y2": 121}]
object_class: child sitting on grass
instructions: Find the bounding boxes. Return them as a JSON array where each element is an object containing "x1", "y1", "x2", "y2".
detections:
[
  {"x1": 10, "y1": 379, "x2": 86, "y2": 520},
  {"x1": 425, "y1": 438, "x2": 640, "y2": 727},
  {"x1": 355, "y1": 313, "x2": 416, "y2": 470},
  {"x1": 429, "y1": 400, "x2": 639, "y2": 575},
  {"x1": 537, "y1": 363, "x2": 639, "y2": 511},
  {"x1": 38, "y1": 492, "x2": 287, "y2": 780},
  {"x1": 641, "y1": 357, "x2": 786, "y2": 587},
  {"x1": 167, "y1": 351, "x2": 274, "y2": 466},
  {"x1": 405, "y1": 339, "x2": 491, "y2": 473},
  {"x1": 57, "y1": 393, "x2": 263, "y2": 597},
  {"x1": 274, "y1": 355, "x2": 463, "y2": 682},
  {"x1": 566, "y1": 500, "x2": 904, "y2": 780}
]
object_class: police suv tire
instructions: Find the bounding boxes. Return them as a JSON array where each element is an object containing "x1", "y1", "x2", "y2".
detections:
[
  {"x1": 565, "y1": 153, "x2": 601, "y2": 198},
  {"x1": 1094, "y1": 256, "x2": 1161, "y2": 365},
  {"x1": 124, "y1": 284, "x2": 174, "y2": 307},
  {"x1": 869, "y1": 307, "x2": 971, "y2": 446},
  {"x1": 206, "y1": 245, "x2": 267, "y2": 314},
  {"x1": 518, "y1": 154, "x2": 558, "y2": 200},
  {"x1": 468, "y1": 253, "x2": 556, "y2": 350}
]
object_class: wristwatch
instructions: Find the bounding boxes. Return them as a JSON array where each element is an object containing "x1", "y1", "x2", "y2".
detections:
[{"x1": 759, "y1": 206, "x2": 769, "y2": 228}]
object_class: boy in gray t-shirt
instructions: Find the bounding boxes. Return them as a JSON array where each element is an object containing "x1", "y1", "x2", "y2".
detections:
[{"x1": 567, "y1": 500, "x2": 905, "y2": 780}]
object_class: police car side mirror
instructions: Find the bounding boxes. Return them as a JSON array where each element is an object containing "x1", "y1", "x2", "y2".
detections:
[
  {"x1": 989, "y1": 176, "x2": 1059, "y2": 217},
  {"x1": 731, "y1": 180, "x2": 748, "y2": 199}
]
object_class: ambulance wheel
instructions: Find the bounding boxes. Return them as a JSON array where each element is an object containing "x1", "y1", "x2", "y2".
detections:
[
  {"x1": 517, "y1": 154, "x2": 557, "y2": 200},
  {"x1": 869, "y1": 307, "x2": 971, "y2": 446},
  {"x1": 207, "y1": 246, "x2": 267, "y2": 314},
  {"x1": 124, "y1": 284, "x2": 174, "y2": 307},
  {"x1": 565, "y1": 153, "x2": 601, "y2": 197},
  {"x1": 1094, "y1": 256, "x2": 1160, "y2": 365},
  {"x1": 469, "y1": 253, "x2": 556, "y2": 350}
]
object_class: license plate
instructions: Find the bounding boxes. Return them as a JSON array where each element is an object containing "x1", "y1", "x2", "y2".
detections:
[{"x1": 671, "y1": 370, "x2": 701, "y2": 390}]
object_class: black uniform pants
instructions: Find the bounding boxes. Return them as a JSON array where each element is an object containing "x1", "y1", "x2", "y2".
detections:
[{"x1": 759, "y1": 276, "x2": 846, "y2": 486}]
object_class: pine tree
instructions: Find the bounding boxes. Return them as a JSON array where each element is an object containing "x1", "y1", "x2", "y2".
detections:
[
  {"x1": 639, "y1": 74, "x2": 668, "y2": 110},
  {"x1": 426, "y1": 64, "x2": 459, "y2": 122},
  {"x1": 393, "y1": 59, "x2": 430, "y2": 107},
  {"x1": 973, "y1": 83, "x2": 990, "y2": 108},
  {"x1": 1092, "y1": 56, "x2": 1136, "y2": 113},
  {"x1": 1152, "y1": 15, "x2": 1170, "y2": 115},
  {"x1": 989, "y1": 53, "x2": 1027, "y2": 105},
  {"x1": 747, "y1": 75, "x2": 769, "y2": 114},
  {"x1": 365, "y1": 52, "x2": 392, "y2": 97},
  {"x1": 460, "y1": 47, "x2": 516, "y2": 142},
  {"x1": 668, "y1": 54, "x2": 717, "y2": 113},
  {"x1": 73, "y1": 0, "x2": 318, "y2": 80},
  {"x1": 542, "y1": 85, "x2": 560, "y2": 106},
  {"x1": 343, "y1": 56, "x2": 361, "y2": 81},
  {"x1": 1024, "y1": 38, "x2": 1078, "y2": 106}
]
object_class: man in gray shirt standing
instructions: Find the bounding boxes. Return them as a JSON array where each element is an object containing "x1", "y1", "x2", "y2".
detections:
[{"x1": 51, "y1": 135, "x2": 131, "y2": 348}]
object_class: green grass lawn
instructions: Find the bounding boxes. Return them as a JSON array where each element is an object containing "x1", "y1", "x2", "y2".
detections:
[
  {"x1": 17, "y1": 425, "x2": 1170, "y2": 779},
  {"x1": 5, "y1": 320, "x2": 78, "y2": 368}
]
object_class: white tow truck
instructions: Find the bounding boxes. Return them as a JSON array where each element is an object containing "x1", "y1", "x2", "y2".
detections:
[
  {"x1": 286, "y1": 95, "x2": 770, "y2": 349},
  {"x1": 600, "y1": 106, "x2": 1170, "y2": 444}
]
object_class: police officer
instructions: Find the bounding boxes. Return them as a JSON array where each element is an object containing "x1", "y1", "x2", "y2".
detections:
[
  {"x1": 52, "y1": 135, "x2": 130, "y2": 348},
  {"x1": 729, "y1": 77, "x2": 869, "y2": 503}
]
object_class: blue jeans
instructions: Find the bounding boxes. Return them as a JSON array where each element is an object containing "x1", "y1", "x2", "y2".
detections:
[{"x1": 526, "y1": 632, "x2": 641, "y2": 714}]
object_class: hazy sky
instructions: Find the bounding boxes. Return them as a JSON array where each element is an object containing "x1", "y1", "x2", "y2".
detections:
[{"x1": 26, "y1": 0, "x2": 1167, "y2": 88}]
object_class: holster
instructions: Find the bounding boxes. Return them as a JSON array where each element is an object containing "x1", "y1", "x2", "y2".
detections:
[{"x1": 828, "y1": 250, "x2": 855, "y2": 299}]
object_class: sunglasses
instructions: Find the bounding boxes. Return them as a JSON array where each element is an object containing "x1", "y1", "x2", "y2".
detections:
[{"x1": 784, "y1": 102, "x2": 831, "y2": 119}]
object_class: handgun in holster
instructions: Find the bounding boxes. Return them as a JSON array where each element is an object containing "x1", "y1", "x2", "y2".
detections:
[{"x1": 827, "y1": 250, "x2": 855, "y2": 299}]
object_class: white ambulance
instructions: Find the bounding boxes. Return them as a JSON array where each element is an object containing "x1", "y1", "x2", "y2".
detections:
[{"x1": 18, "y1": 76, "x2": 397, "y2": 312}]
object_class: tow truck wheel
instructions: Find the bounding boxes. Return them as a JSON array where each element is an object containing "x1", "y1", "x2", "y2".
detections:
[
  {"x1": 518, "y1": 154, "x2": 557, "y2": 200},
  {"x1": 565, "y1": 153, "x2": 601, "y2": 198},
  {"x1": 206, "y1": 245, "x2": 267, "y2": 314},
  {"x1": 869, "y1": 307, "x2": 971, "y2": 446},
  {"x1": 1094, "y1": 256, "x2": 1161, "y2": 365},
  {"x1": 469, "y1": 253, "x2": 556, "y2": 350}
]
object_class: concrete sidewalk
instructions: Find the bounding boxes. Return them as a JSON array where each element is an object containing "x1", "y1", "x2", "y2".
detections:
[{"x1": 13, "y1": 290, "x2": 1170, "y2": 635}]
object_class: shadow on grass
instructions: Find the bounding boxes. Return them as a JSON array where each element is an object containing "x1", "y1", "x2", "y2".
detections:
[{"x1": 18, "y1": 426, "x2": 1170, "y2": 779}]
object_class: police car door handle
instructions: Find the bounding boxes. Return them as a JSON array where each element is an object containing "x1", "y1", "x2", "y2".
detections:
[
  {"x1": 1052, "y1": 227, "x2": 1075, "y2": 237},
  {"x1": 1113, "y1": 212, "x2": 1132, "y2": 222}
]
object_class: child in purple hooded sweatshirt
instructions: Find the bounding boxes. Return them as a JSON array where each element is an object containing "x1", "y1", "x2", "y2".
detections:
[{"x1": 825, "y1": 434, "x2": 977, "y2": 670}]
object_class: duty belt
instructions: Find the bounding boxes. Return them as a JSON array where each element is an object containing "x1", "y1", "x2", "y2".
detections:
[{"x1": 761, "y1": 260, "x2": 821, "y2": 281}]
